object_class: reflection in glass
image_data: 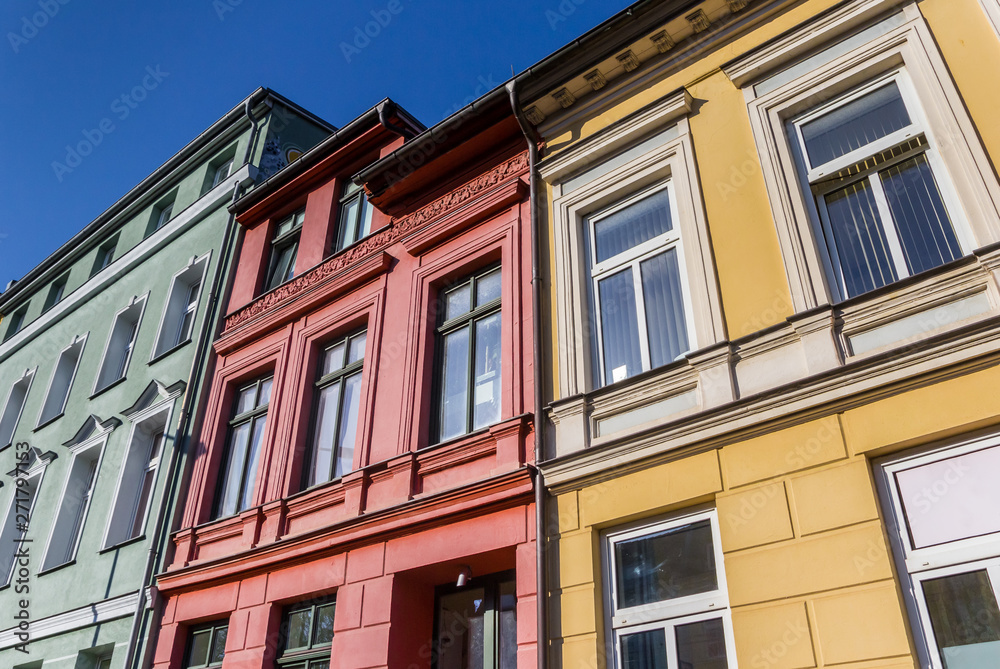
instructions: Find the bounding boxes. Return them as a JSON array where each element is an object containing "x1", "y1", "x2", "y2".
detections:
[
  {"x1": 641, "y1": 249, "x2": 688, "y2": 369},
  {"x1": 676, "y1": 618, "x2": 728, "y2": 669},
  {"x1": 621, "y1": 629, "x2": 668, "y2": 669},
  {"x1": 472, "y1": 313, "x2": 501, "y2": 430},
  {"x1": 439, "y1": 328, "x2": 471, "y2": 442},
  {"x1": 436, "y1": 587, "x2": 487, "y2": 669},
  {"x1": 923, "y1": 570, "x2": 1000, "y2": 668},
  {"x1": 615, "y1": 520, "x2": 717, "y2": 609}
]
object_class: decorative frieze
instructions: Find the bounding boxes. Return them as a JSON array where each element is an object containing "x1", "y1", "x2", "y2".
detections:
[
  {"x1": 616, "y1": 50, "x2": 641, "y2": 72},
  {"x1": 552, "y1": 87, "x2": 577, "y2": 108},
  {"x1": 686, "y1": 9, "x2": 711, "y2": 32},
  {"x1": 651, "y1": 30, "x2": 676, "y2": 53},
  {"x1": 584, "y1": 69, "x2": 608, "y2": 91},
  {"x1": 524, "y1": 106, "x2": 547, "y2": 125}
]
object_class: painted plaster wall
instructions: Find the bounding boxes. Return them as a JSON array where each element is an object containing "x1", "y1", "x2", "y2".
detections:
[{"x1": 549, "y1": 362, "x2": 1000, "y2": 667}]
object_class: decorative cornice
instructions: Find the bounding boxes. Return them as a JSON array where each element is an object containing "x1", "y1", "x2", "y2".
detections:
[{"x1": 223, "y1": 151, "x2": 529, "y2": 333}]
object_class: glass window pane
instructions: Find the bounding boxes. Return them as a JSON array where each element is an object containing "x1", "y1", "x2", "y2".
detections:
[
  {"x1": 339, "y1": 198, "x2": 359, "y2": 249},
  {"x1": 130, "y1": 468, "x2": 156, "y2": 538},
  {"x1": 239, "y1": 417, "x2": 267, "y2": 512},
  {"x1": 641, "y1": 249, "x2": 689, "y2": 369},
  {"x1": 676, "y1": 618, "x2": 729, "y2": 669},
  {"x1": 258, "y1": 378, "x2": 273, "y2": 407},
  {"x1": 598, "y1": 268, "x2": 643, "y2": 385},
  {"x1": 923, "y1": 570, "x2": 1000, "y2": 668},
  {"x1": 347, "y1": 332, "x2": 366, "y2": 365},
  {"x1": 314, "y1": 602, "x2": 336, "y2": 645},
  {"x1": 439, "y1": 328, "x2": 470, "y2": 441},
  {"x1": 322, "y1": 342, "x2": 347, "y2": 376},
  {"x1": 210, "y1": 626, "x2": 227, "y2": 664},
  {"x1": 286, "y1": 608, "x2": 312, "y2": 649},
  {"x1": 476, "y1": 269, "x2": 502, "y2": 306},
  {"x1": 219, "y1": 423, "x2": 251, "y2": 517},
  {"x1": 593, "y1": 187, "x2": 673, "y2": 264},
  {"x1": 802, "y1": 82, "x2": 911, "y2": 166},
  {"x1": 235, "y1": 386, "x2": 256, "y2": 415},
  {"x1": 499, "y1": 579, "x2": 518, "y2": 669},
  {"x1": 896, "y1": 446, "x2": 1000, "y2": 549},
  {"x1": 615, "y1": 519, "x2": 717, "y2": 609},
  {"x1": 880, "y1": 153, "x2": 962, "y2": 276},
  {"x1": 824, "y1": 178, "x2": 898, "y2": 297},
  {"x1": 188, "y1": 630, "x2": 211, "y2": 667},
  {"x1": 445, "y1": 284, "x2": 472, "y2": 321},
  {"x1": 310, "y1": 382, "x2": 341, "y2": 486},
  {"x1": 621, "y1": 629, "x2": 669, "y2": 669},
  {"x1": 436, "y1": 587, "x2": 487, "y2": 669},
  {"x1": 360, "y1": 198, "x2": 374, "y2": 238},
  {"x1": 472, "y1": 313, "x2": 502, "y2": 431},
  {"x1": 335, "y1": 372, "x2": 363, "y2": 479},
  {"x1": 309, "y1": 661, "x2": 330, "y2": 669}
]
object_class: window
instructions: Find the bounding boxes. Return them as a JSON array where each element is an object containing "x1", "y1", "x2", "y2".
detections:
[
  {"x1": 788, "y1": 73, "x2": 966, "y2": 299},
  {"x1": 278, "y1": 597, "x2": 336, "y2": 669},
  {"x1": 215, "y1": 376, "x2": 273, "y2": 518},
  {"x1": 97, "y1": 656, "x2": 112, "y2": 669},
  {"x1": 0, "y1": 369, "x2": 34, "y2": 448},
  {"x1": 42, "y1": 440, "x2": 104, "y2": 570},
  {"x1": 434, "y1": 267, "x2": 502, "y2": 443},
  {"x1": 37, "y1": 335, "x2": 86, "y2": 426},
  {"x1": 210, "y1": 158, "x2": 234, "y2": 189},
  {"x1": 153, "y1": 256, "x2": 208, "y2": 358},
  {"x1": 0, "y1": 469, "x2": 41, "y2": 587},
  {"x1": 264, "y1": 209, "x2": 305, "y2": 292},
  {"x1": 3, "y1": 305, "x2": 28, "y2": 342},
  {"x1": 729, "y1": 4, "x2": 1000, "y2": 312},
  {"x1": 877, "y1": 436, "x2": 1000, "y2": 669},
  {"x1": 306, "y1": 331, "x2": 366, "y2": 487},
  {"x1": 94, "y1": 297, "x2": 145, "y2": 392},
  {"x1": 433, "y1": 571, "x2": 516, "y2": 669},
  {"x1": 106, "y1": 419, "x2": 165, "y2": 547},
  {"x1": 91, "y1": 235, "x2": 118, "y2": 277},
  {"x1": 154, "y1": 201, "x2": 174, "y2": 232},
  {"x1": 604, "y1": 510, "x2": 735, "y2": 669},
  {"x1": 335, "y1": 181, "x2": 374, "y2": 252},
  {"x1": 42, "y1": 273, "x2": 69, "y2": 312},
  {"x1": 586, "y1": 183, "x2": 692, "y2": 386},
  {"x1": 184, "y1": 621, "x2": 228, "y2": 669}
]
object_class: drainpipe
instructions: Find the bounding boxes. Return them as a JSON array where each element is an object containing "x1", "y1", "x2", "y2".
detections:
[
  {"x1": 377, "y1": 99, "x2": 418, "y2": 140},
  {"x1": 123, "y1": 92, "x2": 265, "y2": 669},
  {"x1": 506, "y1": 79, "x2": 546, "y2": 669}
]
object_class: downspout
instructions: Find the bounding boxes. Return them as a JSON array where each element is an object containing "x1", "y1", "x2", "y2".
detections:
[
  {"x1": 377, "y1": 100, "x2": 418, "y2": 140},
  {"x1": 123, "y1": 93, "x2": 265, "y2": 669},
  {"x1": 506, "y1": 80, "x2": 546, "y2": 669}
]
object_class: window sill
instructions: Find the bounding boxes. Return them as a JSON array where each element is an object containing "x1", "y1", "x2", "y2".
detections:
[
  {"x1": 148, "y1": 338, "x2": 192, "y2": 365},
  {"x1": 90, "y1": 375, "x2": 128, "y2": 400},
  {"x1": 37, "y1": 559, "x2": 76, "y2": 578},
  {"x1": 33, "y1": 412, "x2": 65, "y2": 432},
  {"x1": 100, "y1": 534, "x2": 147, "y2": 554}
]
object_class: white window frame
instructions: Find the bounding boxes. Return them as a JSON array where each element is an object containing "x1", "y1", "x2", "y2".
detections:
[
  {"x1": 876, "y1": 432, "x2": 1000, "y2": 669},
  {"x1": 979, "y1": 0, "x2": 1000, "y2": 40},
  {"x1": 40, "y1": 430, "x2": 108, "y2": 572},
  {"x1": 0, "y1": 448, "x2": 51, "y2": 586},
  {"x1": 586, "y1": 180, "x2": 696, "y2": 386},
  {"x1": 36, "y1": 334, "x2": 87, "y2": 427},
  {"x1": 730, "y1": 0, "x2": 1000, "y2": 311},
  {"x1": 602, "y1": 508, "x2": 737, "y2": 669},
  {"x1": 94, "y1": 295, "x2": 148, "y2": 394},
  {"x1": 0, "y1": 368, "x2": 35, "y2": 448},
  {"x1": 211, "y1": 158, "x2": 234, "y2": 189},
  {"x1": 543, "y1": 91, "x2": 725, "y2": 397},
  {"x1": 103, "y1": 399, "x2": 174, "y2": 549},
  {"x1": 152, "y1": 254, "x2": 210, "y2": 360}
]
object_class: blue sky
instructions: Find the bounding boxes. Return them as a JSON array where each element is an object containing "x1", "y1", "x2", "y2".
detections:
[{"x1": 0, "y1": 0, "x2": 632, "y2": 287}]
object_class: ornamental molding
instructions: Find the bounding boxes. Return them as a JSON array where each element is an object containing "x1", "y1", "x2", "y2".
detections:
[{"x1": 223, "y1": 151, "x2": 529, "y2": 332}]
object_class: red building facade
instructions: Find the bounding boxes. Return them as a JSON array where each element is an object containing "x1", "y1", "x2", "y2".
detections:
[{"x1": 152, "y1": 99, "x2": 537, "y2": 669}]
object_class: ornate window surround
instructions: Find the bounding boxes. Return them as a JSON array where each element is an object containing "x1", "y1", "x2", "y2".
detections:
[
  {"x1": 724, "y1": 0, "x2": 1000, "y2": 313},
  {"x1": 541, "y1": 89, "x2": 726, "y2": 400}
]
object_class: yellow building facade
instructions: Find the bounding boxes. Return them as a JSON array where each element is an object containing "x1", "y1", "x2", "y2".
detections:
[{"x1": 515, "y1": 0, "x2": 1000, "y2": 667}]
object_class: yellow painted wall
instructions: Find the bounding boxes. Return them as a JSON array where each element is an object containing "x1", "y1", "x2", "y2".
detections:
[
  {"x1": 542, "y1": 0, "x2": 1000, "y2": 398},
  {"x1": 548, "y1": 361, "x2": 1000, "y2": 668}
]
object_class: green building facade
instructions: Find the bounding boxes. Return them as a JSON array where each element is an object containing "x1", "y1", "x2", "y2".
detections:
[{"x1": 0, "y1": 89, "x2": 331, "y2": 669}]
